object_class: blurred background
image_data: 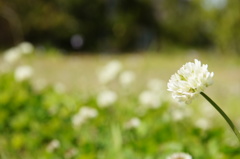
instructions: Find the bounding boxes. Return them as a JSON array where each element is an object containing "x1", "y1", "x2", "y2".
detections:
[
  {"x1": 1, "y1": 0, "x2": 240, "y2": 159},
  {"x1": 1, "y1": 0, "x2": 240, "y2": 53}
]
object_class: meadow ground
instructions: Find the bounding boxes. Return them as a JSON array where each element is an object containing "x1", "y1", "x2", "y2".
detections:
[
  {"x1": 28, "y1": 51, "x2": 240, "y2": 112},
  {"x1": 1, "y1": 50, "x2": 240, "y2": 159}
]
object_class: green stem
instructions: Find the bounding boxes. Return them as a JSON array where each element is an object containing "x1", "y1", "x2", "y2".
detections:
[{"x1": 200, "y1": 92, "x2": 240, "y2": 143}]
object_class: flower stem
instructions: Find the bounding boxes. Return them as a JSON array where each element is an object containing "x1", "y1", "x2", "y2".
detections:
[{"x1": 200, "y1": 92, "x2": 240, "y2": 143}]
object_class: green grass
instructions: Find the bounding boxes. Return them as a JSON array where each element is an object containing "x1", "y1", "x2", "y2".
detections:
[{"x1": 0, "y1": 51, "x2": 240, "y2": 158}]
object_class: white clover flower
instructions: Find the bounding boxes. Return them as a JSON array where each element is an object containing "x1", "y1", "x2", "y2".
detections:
[
  {"x1": 3, "y1": 47, "x2": 22, "y2": 63},
  {"x1": 124, "y1": 117, "x2": 141, "y2": 129},
  {"x1": 72, "y1": 106, "x2": 98, "y2": 127},
  {"x1": 98, "y1": 60, "x2": 122, "y2": 84},
  {"x1": 80, "y1": 107, "x2": 98, "y2": 118},
  {"x1": 97, "y1": 90, "x2": 117, "y2": 108},
  {"x1": 119, "y1": 70, "x2": 135, "y2": 87},
  {"x1": 168, "y1": 59, "x2": 214, "y2": 104},
  {"x1": 167, "y1": 152, "x2": 192, "y2": 159},
  {"x1": 46, "y1": 139, "x2": 60, "y2": 153},
  {"x1": 3, "y1": 42, "x2": 34, "y2": 64},
  {"x1": 139, "y1": 90, "x2": 161, "y2": 109},
  {"x1": 18, "y1": 42, "x2": 34, "y2": 54},
  {"x1": 14, "y1": 65, "x2": 33, "y2": 82},
  {"x1": 72, "y1": 114, "x2": 85, "y2": 127}
]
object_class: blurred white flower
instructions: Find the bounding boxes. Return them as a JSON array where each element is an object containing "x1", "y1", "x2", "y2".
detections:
[
  {"x1": 3, "y1": 47, "x2": 22, "y2": 63},
  {"x1": 72, "y1": 106, "x2": 98, "y2": 127},
  {"x1": 119, "y1": 70, "x2": 135, "y2": 87},
  {"x1": 14, "y1": 65, "x2": 33, "y2": 81},
  {"x1": 124, "y1": 117, "x2": 141, "y2": 129},
  {"x1": 46, "y1": 139, "x2": 60, "y2": 153},
  {"x1": 72, "y1": 115, "x2": 85, "y2": 127},
  {"x1": 147, "y1": 79, "x2": 164, "y2": 92},
  {"x1": 3, "y1": 42, "x2": 34, "y2": 64},
  {"x1": 195, "y1": 118, "x2": 211, "y2": 130},
  {"x1": 98, "y1": 60, "x2": 122, "y2": 84},
  {"x1": 80, "y1": 107, "x2": 98, "y2": 118},
  {"x1": 168, "y1": 59, "x2": 214, "y2": 104},
  {"x1": 167, "y1": 152, "x2": 192, "y2": 159},
  {"x1": 18, "y1": 42, "x2": 34, "y2": 54},
  {"x1": 139, "y1": 90, "x2": 161, "y2": 109},
  {"x1": 97, "y1": 90, "x2": 117, "y2": 108}
]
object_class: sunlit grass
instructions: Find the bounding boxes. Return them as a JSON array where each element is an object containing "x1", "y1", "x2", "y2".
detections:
[{"x1": 0, "y1": 50, "x2": 240, "y2": 158}]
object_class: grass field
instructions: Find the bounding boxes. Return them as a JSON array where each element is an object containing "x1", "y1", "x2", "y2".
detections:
[{"x1": 1, "y1": 50, "x2": 240, "y2": 159}]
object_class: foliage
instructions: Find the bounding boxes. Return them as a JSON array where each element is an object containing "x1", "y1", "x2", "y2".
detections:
[
  {"x1": 0, "y1": 55, "x2": 240, "y2": 158},
  {"x1": 1, "y1": 0, "x2": 240, "y2": 52}
]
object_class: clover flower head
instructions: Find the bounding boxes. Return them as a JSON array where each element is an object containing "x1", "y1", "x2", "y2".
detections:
[
  {"x1": 46, "y1": 139, "x2": 60, "y2": 153},
  {"x1": 167, "y1": 59, "x2": 214, "y2": 104},
  {"x1": 18, "y1": 42, "x2": 34, "y2": 54},
  {"x1": 72, "y1": 106, "x2": 98, "y2": 127},
  {"x1": 124, "y1": 117, "x2": 141, "y2": 129},
  {"x1": 98, "y1": 60, "x2": 122, "y2": 84},
  {"x1": 14, "y1": 65, "x2": 33, "y2": 82},
  {"x1": 166, "y1": 152, "x2": 192, "y2": 159},
  {"x1": 80, "y1": 107, "x2": 98, "y2": 118},
  {"x1": 97, "y1": 90, "x2": 117, "y2": 107},
  {"x1": 3, "y1": 47, "x2": 22, "y2": 63},
  {"x1": 3, "y1": 42, "x2": 34, "y2": 64},
  {"x1": 119, "y1": 70, "x2": 135, "y2": 86}
]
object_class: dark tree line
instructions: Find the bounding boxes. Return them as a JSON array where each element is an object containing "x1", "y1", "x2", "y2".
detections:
[{"x1": 1, "y1": 0, "x2": 240, "y2": 53}]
